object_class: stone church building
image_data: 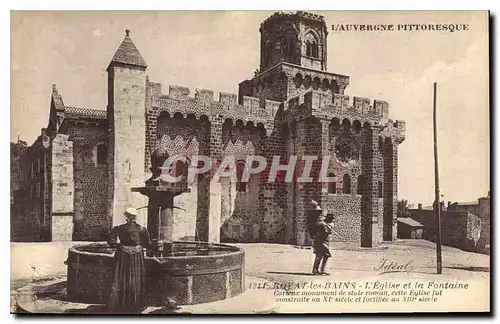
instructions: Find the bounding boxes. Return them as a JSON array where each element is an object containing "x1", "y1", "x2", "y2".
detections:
[{"x1": 11, "y1": 11, "x2": 405, "y2": 246}]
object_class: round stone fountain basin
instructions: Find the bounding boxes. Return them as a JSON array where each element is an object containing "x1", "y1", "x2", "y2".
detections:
[{"x1": 66, "y1": 242, "x2": 245, "y2": 306}]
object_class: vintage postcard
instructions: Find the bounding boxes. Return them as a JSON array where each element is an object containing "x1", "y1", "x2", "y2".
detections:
[{"x1": 10, "y1": 10, "x2": 490, "y2": 314}]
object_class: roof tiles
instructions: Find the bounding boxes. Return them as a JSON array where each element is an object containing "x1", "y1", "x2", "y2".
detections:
[{"x1": 109, "y1": 29, "x2": 147, "y2": 68}]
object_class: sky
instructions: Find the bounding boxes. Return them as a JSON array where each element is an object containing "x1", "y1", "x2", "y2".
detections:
[{"x1": 10, "y1": 11, "x2": 489, "y2": 206}]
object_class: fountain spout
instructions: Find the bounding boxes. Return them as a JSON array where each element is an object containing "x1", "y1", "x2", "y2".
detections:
[{"x1": 131, "y1": 147, "x2": 190, "y2": 257}]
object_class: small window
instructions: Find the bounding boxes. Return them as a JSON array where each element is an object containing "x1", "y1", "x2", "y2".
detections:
[
  {"x1": 236, "y1": 161, "x2": 247, "y2": 192},
  {"x1": 306, "y1": 41, "x2": 319, "y2": 58},
  {"x1": 96, "y1": 144, "x2": 107, "y2": 166},
  {"x1": 37, "y1": 158, "x2": 41, "y2": 173},
  {"x1": 311, "y1": 43, "x2": 319, "y2": 58},
  {"x1": 343, "y1": 174, "x2": 351, "y2": 194},
  {"x1": 357, "y1": 175, "x2": 365, "y2": 195},
  {"x1": 36, "y1": 182, "x2": 41, "y2": 198},
  {"x1": 328, "y1": 173, "x2": 336, "y2": 194}
]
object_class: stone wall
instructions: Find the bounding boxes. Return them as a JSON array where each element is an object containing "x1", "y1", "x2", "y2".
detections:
[
  {"x1": 382, "y1": 139, "x2": 396, "y2": 241},
  {"x1": 67, "y1": 122, "x2": 109, "y2": 240},
  {"x1": 293, "y1": 118, "x2": 322, "y2": 245},
  {"x1": 466, "y1": 212, "x2": 482, "y2": 250},
  {"x1": 107, "y1": 65, "x2": 147, "y2": 228},
  {"x1": 51, "y1": 134, "x2": 74, "y2": 241},
  {"x1": 478, "y1": 197, "x2": 490, "y2": 250},
  {"x1": 448, "y1": 203, "x2": 479, "y2": 215},
  {"x1": 172, "y1": 185, "x2": 198, "y2": 241},
  {"x1": 323, "y1": 195, "x2": 361, "y2": 243},
  {"x1": 11, "y1": 139, "x2": 46, "y2": 242},
  {"x1": 287, "y1": 71, "x2": 344, "y2": 100},
  {"x1": 377, "y1": 197, "x2": 384, "y2": 243},
  {"x1": 220, "y1": 174, "x2": 261, "y2": 242},
  {"x1": 219, "y1": 121, "x2": 263, "y2": 242},
  {"x1": 257, "y1": 123, "x2": 288, "y2": 243},
  {"x1": 10, "y1": 142, "x2": 23, "y2": 198},
  {"x1": 238, "y1": 64, "x2": 348, "y2": 110},
  {"x1": 441, "y1": 213, "x2": 467, "y2": 250},
  {"x1": 238, "y1": 68, "x2": 289, "y2": 105},
  {"x1": 410, "y1": 209, "x2": 480, "y2": 252}
]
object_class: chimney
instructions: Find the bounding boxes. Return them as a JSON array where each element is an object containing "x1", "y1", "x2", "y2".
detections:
[
  {"x1": 418, "y1": 203, "x2": 422, "y2": 210},
  {"x1": 448, "y1": 201, "x2": 451, "y2": 208}
]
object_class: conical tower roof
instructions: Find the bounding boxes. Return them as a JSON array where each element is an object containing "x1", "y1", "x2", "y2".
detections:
[{"x1": 108, "y1": 29, "x2": 147, "y2": 70}]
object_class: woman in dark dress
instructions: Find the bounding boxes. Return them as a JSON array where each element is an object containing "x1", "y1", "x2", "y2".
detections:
[{"x1": 107, "y1": 207, "x2": 151, "y2": 313}]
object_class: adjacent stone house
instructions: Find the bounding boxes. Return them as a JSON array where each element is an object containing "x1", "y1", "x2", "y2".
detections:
[
  {"x1": 409, "y1": 207, "x2": 482, "y2": 252},
  {"x1": 397, "y1": 218, "x2": 424, "y2": 239},
  {"x1": 448, "y1": 194, "x2": 490, "y2": 253}
]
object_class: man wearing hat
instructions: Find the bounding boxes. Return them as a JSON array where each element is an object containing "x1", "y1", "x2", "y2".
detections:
[
  {"x1": 107, "y1": 207, "x2": 152, "y2": 313},
  {"x1": 312, "y1": 209, "x2": 334, "y2": 276}
]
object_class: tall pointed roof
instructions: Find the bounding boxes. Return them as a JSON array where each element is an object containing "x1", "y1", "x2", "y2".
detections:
[{"x1": 108, "y1": 29, "x2": 147, "y2": 70}]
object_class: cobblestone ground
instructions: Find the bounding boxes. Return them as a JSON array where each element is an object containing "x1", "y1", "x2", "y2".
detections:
[
  {"x1": 11, "y1": 239, "x2": 490, "y2": 313},
  {"x1": 236, "y1": 239, "x2": 490, "y2": 282}
]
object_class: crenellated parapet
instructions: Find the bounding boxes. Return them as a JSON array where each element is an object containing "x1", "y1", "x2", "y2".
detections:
[
  {"x1": 260, "y1": 11, "x2": 325, "y2": 31},
  {"x1": 282, "y1": 90, "x2": 406, "y2": 143},
  {"x1": 392, "y1": 120, "x2": 406, "y2": 144},
  {"x1": 284, "y1": 90, "x2": 389, "y2": 123},
  {"x1": 148, "y1": 82, "x2": 278, "y2": 125},
  {"x1": 374, "y1": 119, "x2": 406, "y2": 145}
]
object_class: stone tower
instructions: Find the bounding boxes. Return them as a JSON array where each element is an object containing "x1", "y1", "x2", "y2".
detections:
[
  {"x1": 238, "y1": 11, "x2": 405, "y2": 247},
  {"x1": 107, "y1": 29, "x2": 147, "y2": 227},
  {"x1": 259, "y1": 11, "x2": 328, "y2": 72},
  {"x1": 239, "y1": 11, "x2": 346, "y2": 105}
]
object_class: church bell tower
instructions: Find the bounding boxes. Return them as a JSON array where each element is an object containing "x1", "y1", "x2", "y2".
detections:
[{"x1": 259, "y1": 11, "x2": 328, "y2": 73}]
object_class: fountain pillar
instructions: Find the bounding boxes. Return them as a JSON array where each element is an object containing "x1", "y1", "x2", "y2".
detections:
[
  {"x1": 132, "y1": 147, "x2": 189, "y2": 256},
  {"x1": 159, "y1": 195, "x2": 174, "y2": 255}
]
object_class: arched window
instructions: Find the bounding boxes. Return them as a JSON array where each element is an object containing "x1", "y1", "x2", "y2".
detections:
[
  {"x1": 311, "y1": 42, "x2": 319, "y2": 58},
  {"x1": 328, "y1": 173, "x2": 336, "y2": 194},
  {"x1": 357, "y1": 175, "x2": 365, "y2": 195},
  {"x1": 378, "y1": 181, "x2": 383, "y2": 198},
  {"x1": 343, "y1": 174, "x2": 351, "y2": 194},
  {"x1": 236, "y1": 161, "x2": 247, "y2": 192},
  {"x1": 304, "y1": 32, "x2": 319, "y2": 58},
  {"x1": 306, "y1": 41, "x2": 319, "y2": 58},
  {"x1": 284, "y1": 38, "x2": 294, "y2": 57},
  {"x1": 96, "y1": 144, "x2": 107, "y2": 166}
]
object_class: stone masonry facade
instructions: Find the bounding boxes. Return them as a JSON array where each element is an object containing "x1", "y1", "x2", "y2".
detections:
[{"x1": 11, "y1": 12, "x2": 405, "y2": 246}]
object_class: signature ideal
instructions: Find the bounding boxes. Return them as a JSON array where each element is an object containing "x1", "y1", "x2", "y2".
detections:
[{"x1": 374, "y1": 258, "x2": 415, "y2": 273}]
